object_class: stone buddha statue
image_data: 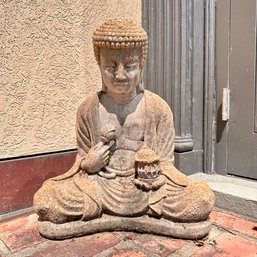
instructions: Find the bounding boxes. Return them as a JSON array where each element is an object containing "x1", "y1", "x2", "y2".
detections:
[{"x1": 34, "y1": 18, "x2": 215, "y2": 239}]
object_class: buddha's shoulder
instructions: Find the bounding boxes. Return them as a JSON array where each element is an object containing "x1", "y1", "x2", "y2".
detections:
[
  {"x1": 78, "y1": 92, "x2": 99, "y2": 113},
  {"x1": 144, "y1": 90, "x2": 171, "y2": 110},
  {"x1": 78, "y1": 91, "x2": 100, "y2": 110}
]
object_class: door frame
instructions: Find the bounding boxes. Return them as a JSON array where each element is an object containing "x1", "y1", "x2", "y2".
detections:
[{"x1": 204, "y1": 0, "x2": 217, "y2": 174}]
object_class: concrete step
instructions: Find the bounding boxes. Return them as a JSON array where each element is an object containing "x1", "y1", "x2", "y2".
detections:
[{"x1": 190, "y1": 173, "x2": 257, "y2": 220}]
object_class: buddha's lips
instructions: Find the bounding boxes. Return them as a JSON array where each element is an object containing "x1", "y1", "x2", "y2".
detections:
[{"x1": 114, "y1": 82, "x2": 129, "y2": 87}]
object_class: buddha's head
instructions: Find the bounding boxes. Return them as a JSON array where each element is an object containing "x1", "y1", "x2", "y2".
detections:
[{"x1": 92, "y1": 18, "x2": 148, "y2": 95}]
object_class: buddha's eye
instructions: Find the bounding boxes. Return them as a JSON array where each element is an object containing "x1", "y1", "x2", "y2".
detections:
[
  {"x1": 107, "y1": 64, "x2": 116, "y2": 68},
  {"x1": 125, "y1": 62, "x2": 137, "y2": 70},
  {"x1": 105, "y1": 62, "x2": 117, "y2": 70}
]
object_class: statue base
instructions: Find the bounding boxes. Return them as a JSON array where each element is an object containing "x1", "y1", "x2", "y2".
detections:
[{"x1": 37, "y1": 215, "x2": 211, "y2": 240}]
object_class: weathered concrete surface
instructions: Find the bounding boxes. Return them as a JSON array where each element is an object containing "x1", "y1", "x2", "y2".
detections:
[{"x1": 190, "y1": 173, "x2": 257, "y2": 220}]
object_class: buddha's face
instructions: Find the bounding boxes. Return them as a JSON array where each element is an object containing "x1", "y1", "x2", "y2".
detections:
[{"x1": 99, "y1": 48, "x2": 142, "y2": 96}]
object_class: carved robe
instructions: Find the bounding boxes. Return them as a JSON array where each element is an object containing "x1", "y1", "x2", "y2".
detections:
[{"x1": 34, "y1": 90, "x2": 214, "y2": 224}]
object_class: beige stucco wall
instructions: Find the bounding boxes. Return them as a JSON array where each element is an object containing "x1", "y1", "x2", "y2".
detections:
[{"x1": 0, "y1": 0, "x2": 141, "y2": 159}]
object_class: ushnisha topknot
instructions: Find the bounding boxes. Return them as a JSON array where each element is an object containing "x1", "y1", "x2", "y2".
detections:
[{"x1": 92, "y1": 18, "x2": 148, "y2": 66}]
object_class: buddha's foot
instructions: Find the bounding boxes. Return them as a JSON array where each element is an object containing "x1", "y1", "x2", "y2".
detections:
[{"x1": 37, "y1": 214, "x2": 211, "y2": 240}]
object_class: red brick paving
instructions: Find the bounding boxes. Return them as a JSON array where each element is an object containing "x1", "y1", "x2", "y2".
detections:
[
  {"x1": 110, "y1": 248, "x2": 147, "y2": 257},
  {"x1": 0, "y1": 209, "x2": 256, "y2": 257},
  {"x1": 0, "y1": 224, "x2": 47, "y2": 253},
  {"x1": 134, "y1": 237, "x2": 171, "y2": 256},
  {"x1": 133, "y1": 234, "x2": 186, "y2": 256},
  {"x1": 191, "y1": 244, "x2": 217, "y2": 257},
  {"x1": 29, "y1": 233, "x2": 120, "y2": 257},
  {"x1": 114, "y1": 231, "x2": 136, "y2": 241},
  {"x1": 215, "y1": 233, "x2": 257, "y2": 257},
  {"x1": 210, "y1": 209, "x2": 257, "y2": 239},
  {"x1": 191, "y1": 233, "x2": 257, "y2": 257},
  {"x1": 0, "y1": 216, "x2": 30, "y2": 233},
  {"x1": 155, "y1": 236, "x2": 187, "y2": 252}
]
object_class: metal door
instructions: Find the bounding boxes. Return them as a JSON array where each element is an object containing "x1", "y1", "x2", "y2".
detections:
[{"x1": 216, "y1": 0, "x2": 257, "y2": 180}]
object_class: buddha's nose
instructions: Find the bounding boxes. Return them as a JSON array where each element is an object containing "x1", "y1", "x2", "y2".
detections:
[{"x1": 115, "y1": 64, "x2": 126, "y2": 80}]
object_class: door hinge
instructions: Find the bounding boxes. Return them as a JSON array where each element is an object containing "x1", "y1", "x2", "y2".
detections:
[{"x1": 222, "y1": 88, "x2": 230, "y2": 121}]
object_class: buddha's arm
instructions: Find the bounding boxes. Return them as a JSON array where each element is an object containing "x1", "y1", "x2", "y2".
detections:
[
  {"x1": 155, "y1": 101, "x2": 175, "y2": 165},
  {"x1": 76, "y1": 113, "x2": 91, "y2": 157},
  {"x1": 75, "y1": 92, "x2": 100, "y2": 156},
  {"x1": 75, "y1": 99, "x2": 112, "y2": 174},
  {"x1": 154, "y1": 100, "x2": 189, "y2": 186}
]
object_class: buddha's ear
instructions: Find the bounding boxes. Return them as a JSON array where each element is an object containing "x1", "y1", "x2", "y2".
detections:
[
  {"x1": 101, "y1": 79, "x2": 107, "y2": 92},
  {"x1": 137, "y1": 81, "x2": 144, "y2": 92}
]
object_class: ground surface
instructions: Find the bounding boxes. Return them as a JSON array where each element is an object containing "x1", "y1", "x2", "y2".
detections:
[{"x1": 0, "y1": 208, "x2": 256, "y2": 257}]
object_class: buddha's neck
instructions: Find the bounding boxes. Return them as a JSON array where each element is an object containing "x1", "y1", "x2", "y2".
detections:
[{"x1": 106, "y1": 90, "x2": 138, "y2": 105}]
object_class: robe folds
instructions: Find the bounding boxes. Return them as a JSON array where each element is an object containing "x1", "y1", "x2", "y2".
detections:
[{"x1": 34, "y1": 90, "x2": 214, "y2": 223}]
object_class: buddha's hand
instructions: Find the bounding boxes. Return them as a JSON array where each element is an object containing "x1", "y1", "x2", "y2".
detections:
[{"x1": 80, "y1": 142, "x2": 111, "y2": 174}]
